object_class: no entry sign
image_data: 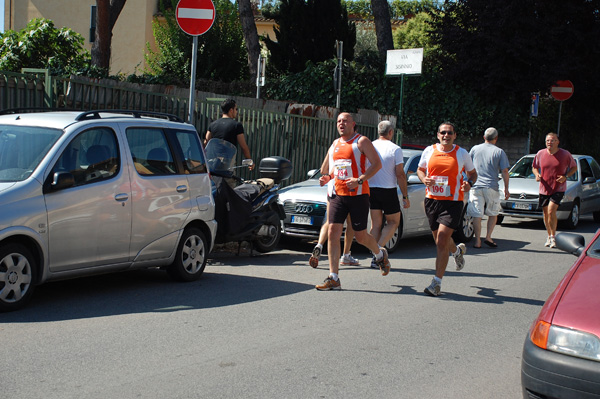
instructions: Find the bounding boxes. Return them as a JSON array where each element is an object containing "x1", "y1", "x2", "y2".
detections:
[
  {"x1": 176, "y1": 0, "x2": 216, "y2": 36},
  {"x1": 551, "y1": 80, "x2": 574, "y2": 101}
]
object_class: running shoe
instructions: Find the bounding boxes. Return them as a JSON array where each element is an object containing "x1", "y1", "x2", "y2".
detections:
[
  {"x1": 316, "y1": 276, "x2": 341, "y2": 291},
  {"x1": 424, "y1": 278, "x2": 441, "y2": 296},
  {"x1": 370, "y1": 255, "x2": 378, "y2": 269},
  {"x1": 545, "y1": 236, "x2": 552, "y2": 247},
  {"x1": 340, "y1": 253, "x2": 360, "y2": 266},
  {"x1": 309, "y1": 245, "x2": 322, "y2": 268},
  {"x1": 453, "y1": 243, "x2": 466, "y2": 271},
  {"x1": 549, "y1": 236, "x2": 556, "y2": 248},
  {"x1": 375, "y1": 248, "x2": 391, "y2": 276}
]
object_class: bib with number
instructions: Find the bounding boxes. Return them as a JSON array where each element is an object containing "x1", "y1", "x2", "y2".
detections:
[
  {"x1": 334, "y1": 159, "x2": 353, "y2": 181},
  {"x1": 428, "y1": 175, "x2": 451, "y2": 197}
]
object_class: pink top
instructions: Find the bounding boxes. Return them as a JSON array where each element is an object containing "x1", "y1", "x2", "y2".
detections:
[{"x1": 532, "y1": 148, "x2": 576, "y2": 195}]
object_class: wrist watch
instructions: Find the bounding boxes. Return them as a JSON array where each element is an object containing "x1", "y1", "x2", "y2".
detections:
[{"x1": 357, "y1": 177, "x2": 364, "y2": 185}]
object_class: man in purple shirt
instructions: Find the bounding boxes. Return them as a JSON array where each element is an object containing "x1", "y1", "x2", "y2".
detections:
[{"x1": 532, "y1": 132, "x2": 577, "y2": 248}]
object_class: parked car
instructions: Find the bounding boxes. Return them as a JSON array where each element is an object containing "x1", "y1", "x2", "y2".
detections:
[
  {"x1": 498, "y1": 154, "x2": 600, "y2": 228},
  {"x1": 0, "y1": 110, "x2": 217, "y2": 312},
  {"x1": 521, "y1": 230, "x2": 600, "y2": 398},
  {"x1": 278, "y1": 148, "x2": 474, "y2": 252}
]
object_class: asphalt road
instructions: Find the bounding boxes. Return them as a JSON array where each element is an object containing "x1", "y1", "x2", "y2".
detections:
[{"x1": 2, "y1": 216, "x2": 599, "y2": 399}]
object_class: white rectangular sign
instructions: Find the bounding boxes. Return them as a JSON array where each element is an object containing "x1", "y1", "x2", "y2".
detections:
[{"x1": 385, "y1": 48, "x2": 424, "y2": 76}]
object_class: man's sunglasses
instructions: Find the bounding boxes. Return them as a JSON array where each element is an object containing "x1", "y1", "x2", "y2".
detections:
[{"x1": 439, "y1": 130, "x2": 454, "y2": 135}]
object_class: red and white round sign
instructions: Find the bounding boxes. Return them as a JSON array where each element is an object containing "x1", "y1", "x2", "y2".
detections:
[
  {"x1": 551, "y1": 80, "x2": 574, "y2": 102},
  {"x1": 176, "y1": 0, "x2": 216, "y2": 36}
]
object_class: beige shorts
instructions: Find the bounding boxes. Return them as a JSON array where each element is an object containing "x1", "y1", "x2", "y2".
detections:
[{"x1": 468, "y1": 187, "x2": 500, "y2": 217}]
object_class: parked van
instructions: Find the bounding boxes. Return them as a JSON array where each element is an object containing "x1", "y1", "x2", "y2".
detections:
[{"x1": 0, "y1": 110, "x2": 217, "y2": 311}]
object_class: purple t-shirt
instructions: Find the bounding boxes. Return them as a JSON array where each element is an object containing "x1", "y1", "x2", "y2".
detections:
[{"x1": 532, "y1": 148, "x2": 576, "y2": 195}]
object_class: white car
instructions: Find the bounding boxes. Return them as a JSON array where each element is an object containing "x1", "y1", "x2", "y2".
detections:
[{"x1": 278, "y1": 149, "x2": 474, "y2": 252}]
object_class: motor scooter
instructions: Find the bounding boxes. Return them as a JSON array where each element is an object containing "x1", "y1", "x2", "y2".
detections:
[{"x1": 205, "y1": 138, "x2": 292, "y2": 254}]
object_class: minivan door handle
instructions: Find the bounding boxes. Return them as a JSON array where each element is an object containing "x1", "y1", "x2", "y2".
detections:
[
  {"x1": 115, "y1": 193, "x2": 129, "y2": 202},
  {"x1": 176, "y1": 185, "x2": 188, "y2": 193}
]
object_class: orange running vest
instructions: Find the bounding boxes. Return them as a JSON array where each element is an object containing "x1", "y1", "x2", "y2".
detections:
[
  {"x1": 425, "y1": 145, "x2": 465, "y2": 201},
  {"x1": 329, "y1": 133, "x2": 369, "y2": 196}
]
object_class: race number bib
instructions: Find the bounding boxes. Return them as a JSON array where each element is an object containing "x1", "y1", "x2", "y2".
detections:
[
  {"x1": 334, "y1": 159, "x2": 353, "y2": 181},
  {"x1": 429, "y1": 176, "x2": 451, "y2": 197}
]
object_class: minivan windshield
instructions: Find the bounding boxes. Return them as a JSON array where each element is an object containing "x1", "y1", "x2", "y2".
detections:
[{"x1": 0, "y1": 126, "x2": 63, "y2": 182}]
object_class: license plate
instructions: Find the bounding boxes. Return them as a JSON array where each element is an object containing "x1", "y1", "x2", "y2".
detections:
[
  {"x1": 292, "y1": 215, "x2": 313, "y2": 225},
  {"x1": 512, "y1": 202, "x2": 532, "y2": 210}
]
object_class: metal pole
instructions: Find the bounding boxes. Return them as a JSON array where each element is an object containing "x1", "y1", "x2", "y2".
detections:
[
  {"x1": 187, "y1": 35, "x2": 198, "y2": 124},
  {"x1": 256, "y1": 54, "x2": 262, "y2": 99},
  {"x1": 398, "y1": 74, "x2": 405, "y2": 133},
  {"x1": 556, "y1": 101, "x2": 563, "y2": 136},
  {"x1": 336, "y1": 41, "x2": 343, "y2": 109}
]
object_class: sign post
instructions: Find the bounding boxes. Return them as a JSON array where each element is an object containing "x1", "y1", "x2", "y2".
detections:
[
  {"x1": 385, "y1": 48, "x2": 423, "y2": 137},
  {"x1": 176, "y1": 0, "x2": 216, "y2": 123},
  {"x1": 550, "y1": 80, "x2": 574, "y2": 136},
  {"x1": 256, "y1": 54, "x2": 266, "y2": 99}
]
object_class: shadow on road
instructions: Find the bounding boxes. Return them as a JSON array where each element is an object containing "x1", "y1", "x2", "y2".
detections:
[{"x1": 4, "y1": 252, "x2": 314, "y2": 323}]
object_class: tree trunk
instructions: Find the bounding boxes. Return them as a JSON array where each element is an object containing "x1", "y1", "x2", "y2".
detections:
[
  {"x1": 91, "y1": 0, "x2": 127, "y2": 72},
  {"x1": 237, "y1": 0, "x2": 260, "y2": 79},
  {"x1": 371, "y1": 0, "x2": 394, "y2": 58}
]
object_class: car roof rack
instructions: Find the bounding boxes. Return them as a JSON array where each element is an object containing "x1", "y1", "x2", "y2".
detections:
[{"x1": 75, "y1": 110, "x2": 184, "y2": 123}]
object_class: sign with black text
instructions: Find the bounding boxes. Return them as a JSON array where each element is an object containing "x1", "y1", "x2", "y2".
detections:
[{"x1": 385, "y1": 48, "x2": 423, "y2": 76}]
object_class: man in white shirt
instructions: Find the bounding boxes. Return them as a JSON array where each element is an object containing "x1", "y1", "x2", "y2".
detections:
[{"x1": 368, "y1": 121, "x2": 410, "y2": 267}]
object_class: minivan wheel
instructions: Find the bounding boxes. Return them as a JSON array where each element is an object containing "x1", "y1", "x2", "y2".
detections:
[
  {"x1": 167, "y1": 228, "x2": 208, "y2": 282},
  {"x1": 0, "y1": 243, "x2": 37, "y2": 312}
]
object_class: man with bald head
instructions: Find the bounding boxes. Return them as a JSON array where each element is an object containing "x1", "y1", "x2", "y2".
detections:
[{"x1": 316, "y1": 112, "x2": 391, "y2": 290}]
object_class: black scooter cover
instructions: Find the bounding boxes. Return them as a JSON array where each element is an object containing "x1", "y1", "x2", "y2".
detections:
[{"x1": 213, "y1": 176, "x2": 257, "y2": 239}]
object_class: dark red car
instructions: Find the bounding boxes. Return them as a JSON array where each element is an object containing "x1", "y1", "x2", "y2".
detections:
[{"x1": 521, "y1": 229, "x2": 600, "y2": 398}]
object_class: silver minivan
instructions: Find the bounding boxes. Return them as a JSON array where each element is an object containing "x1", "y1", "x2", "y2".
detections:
[{"x1": 0, "y1": 110, "x2": 217, "y2": 311}]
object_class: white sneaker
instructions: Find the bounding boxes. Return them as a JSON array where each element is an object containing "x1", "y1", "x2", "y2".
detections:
[
  {"x1": 549, "y1": 236, "x2": 556, "y2": 248},
  {"x1": 340, "y1": 253, "x2": 360, "y2": 266},
  {"x1": 453, "y1": 243, "x2": 466, "y2": 271},
  {"x1": 424, "y1": 278, "x2": 441, "y2": 296},
  {"x1": 545, "y1": 236, "x2": 552, "y2": 247}
]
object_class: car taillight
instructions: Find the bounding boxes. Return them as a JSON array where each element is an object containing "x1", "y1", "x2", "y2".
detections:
[{"x1": 530, "y1": 320, "x2": 550, "y2": 349}]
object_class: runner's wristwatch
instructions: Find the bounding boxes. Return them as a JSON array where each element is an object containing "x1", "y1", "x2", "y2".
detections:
[{"x1": 357, "y1": 177, "x2": 364, "y2": 185}]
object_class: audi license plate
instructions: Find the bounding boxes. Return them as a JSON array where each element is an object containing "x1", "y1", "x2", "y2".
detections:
[
  {"x1": 292, "y1": 215, "x2": 313, "y2": 225},
  {"x1": 512, "y1": 202, "x2": 532, "y2": 210}
]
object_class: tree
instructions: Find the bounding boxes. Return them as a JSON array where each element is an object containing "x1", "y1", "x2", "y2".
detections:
[
  {"x1": 263, "y1": 0, "x2": 356, "y2": 74},
  {"x1": 431, "y1": 0, "x2": 600, "y2": 155},
  {"x1": 146, "y1": 0, "x2": 248, "y2": 83},
  {"x1": 92, "y1": 0, "x2": 127, "y2": 73},
  {"x1": 238, "y1": 0, "x2": 261, "y2": 79},
  {"x1": 393, "y1": 12, "x2": 437, "y2": 55},
  {"x1": 371, "y1": 0, "x2": 394, "y2": 58},
  {"x1": 0, "y1": 18, "x2": 90, "y2": 75}
]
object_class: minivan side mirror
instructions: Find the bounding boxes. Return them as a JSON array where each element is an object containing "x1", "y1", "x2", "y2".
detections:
[{"x1": 49, "y1": 172, "x2": 75, "y2": 191}]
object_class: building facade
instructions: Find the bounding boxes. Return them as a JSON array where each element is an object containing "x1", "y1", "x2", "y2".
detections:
[{"x1": 4, "y1": 0, "x2": 158, "y2": 75}]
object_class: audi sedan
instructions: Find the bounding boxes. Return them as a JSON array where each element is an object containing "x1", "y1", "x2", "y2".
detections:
[
  {"x1": 521, "y1": 229, "x2": 600, "y2": 398},
  {"x1": 498, "y1": 154, "x2": 600, "y2": 229},
  {"x1": 278, "y1": 149, "x2": 474, "y2": 252}
]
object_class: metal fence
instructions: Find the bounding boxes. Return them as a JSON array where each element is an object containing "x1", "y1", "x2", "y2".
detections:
[{"x1": 0, "y1": 70, "x2": 388, "y2": 185}]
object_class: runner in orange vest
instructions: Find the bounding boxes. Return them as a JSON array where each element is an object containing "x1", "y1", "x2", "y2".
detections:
[
  {"x1": 315, "y1": 112, "x2": 391, "y2": 290},
  {"x1": 417, "y1": 121, "x2": 477, "y2": 296}
]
